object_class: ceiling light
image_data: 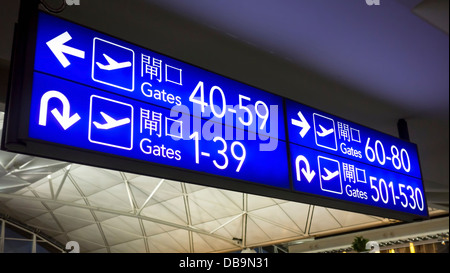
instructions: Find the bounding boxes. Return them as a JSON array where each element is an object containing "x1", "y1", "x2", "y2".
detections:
[{"x1": 241, "y1": 248, "x2": 256, "y2": 253}]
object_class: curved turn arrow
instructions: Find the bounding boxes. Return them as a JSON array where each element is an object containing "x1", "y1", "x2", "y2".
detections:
[
  {"x1": 39, "y1": 90, "x2": 81, "y2": 130},
  {"x1": 291, "y1": 110, "x2": 310, "y2": 138},
  {"x1": 295, "y1": 155, "x2": 316, "y2": 183}
]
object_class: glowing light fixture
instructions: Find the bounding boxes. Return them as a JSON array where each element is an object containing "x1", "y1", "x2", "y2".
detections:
[{"x1": 409, "y1": 242, "x2": 416, "y2": 253}]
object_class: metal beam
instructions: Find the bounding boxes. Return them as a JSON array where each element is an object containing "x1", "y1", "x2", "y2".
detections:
[
  {"x1": 242, "y1": 193, "x2": 248, "y2": 248},
  {"x1": 248, "y1": 212, "x2": 305, "y2": 235},
  {"x1": 9, "y1": 161, "x2": 67, "y2": 175},
  {"x1": 54, "y1": 165, "x2": 71, "y2": 200},
  {"x1": 305, "y1": 205, "x2": 315, "y2": 235},
  {"x1": 181, "y1": 183, "x2": 194, "y2": 252},
  {"x1": 120, "y1": 172, "x2": 138, "y2": 213},
  {"x1": 29, "y1": 188, "x2": 69, "y2": 243},
  {"x1": 67, "y1": 174, "x2": 111, "y2": 253},
  {"x1": 209, "y1": 212, "x2": 244, "y2": 235},
  {"x1": 137, "y1": 179, "x2": 165, "y2": 215},
  {"x1": 0, "y1": 220, "x2": 4, "y2": 253},
  {"x1": 0, "y1": 192, "x2": 240, "y2": 247},
  {"x1": 4, "y1": 154, "x2": 20, "y2": 170}
]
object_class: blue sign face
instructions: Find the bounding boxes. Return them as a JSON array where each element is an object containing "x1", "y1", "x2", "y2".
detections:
[
  {"x1": 29, "y1": 70, "x2": 289, "y2": 189},
  {"x1": 34, "y1": 12, "x2": 284, "y2": 141},
  {"x1": 286, "y1": 100, "x2": 422, "y2": 179},
  {"x1": 29, "y1": 12, "x2": 288, "y2": 190},
  {"x1": 10, "y1": 11, "x2": 426, "y2": 220},
  {"x1": 290, "y1": 144, "x2": 427, "y2": 216},
  {"x1": 286, "y1": 100, "x2": 427, "y2": 217}
]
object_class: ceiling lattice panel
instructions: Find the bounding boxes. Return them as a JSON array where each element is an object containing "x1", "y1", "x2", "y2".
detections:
[{"x1": 1, "y1": 157, "x2": 402, "y2": 253}]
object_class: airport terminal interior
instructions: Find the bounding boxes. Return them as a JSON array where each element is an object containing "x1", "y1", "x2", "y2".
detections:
[{"x1": 0, "y1": 0, "x2": 448, "y2": 253}]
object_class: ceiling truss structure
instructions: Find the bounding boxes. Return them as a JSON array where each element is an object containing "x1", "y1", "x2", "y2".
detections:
[{"x1": 0, "y1": 153, "x2": 445, "y2": 253}]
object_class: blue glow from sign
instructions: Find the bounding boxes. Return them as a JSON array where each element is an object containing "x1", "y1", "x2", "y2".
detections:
[
  {"x1": 25, "y1": 11, "x2": 427, "y2": 219},
  {"x1": 286, "y1": 99, "x2": 422, "y2": 179},
  {"x1": 29, "y1": 72, "x2": 289, "y2": 189},
  {"x1": 290, "y1": 143, "x2": 427, "y2": 217},
  {"x1": 286, "y1": 99, "x2": 427, "y2": 217},
  {"x1": 34, "y1": 12, "x2": 284, "y2": 141}
]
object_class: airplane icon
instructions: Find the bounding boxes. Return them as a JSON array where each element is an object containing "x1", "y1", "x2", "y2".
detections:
[
  {"x1": 93, "y1": 112, "x2": 131, "y2": 130},
  {"x1": 96, "y1": 54, "x2": 132, "y2": 71},
  {"x1": 321, "y1": 168, "x2": 339, "y2": 181},
  {"x1": 317, "y1": 124, "x2": 334, "y2": 137}
]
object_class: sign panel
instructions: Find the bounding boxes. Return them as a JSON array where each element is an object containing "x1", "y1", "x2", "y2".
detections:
[
  {"x1": 34, "y1": 12, "x2": 284, "y2": 141},
  {"x1": 286, "y1": 100, "x2": 421, "y2": 179},
  {"x1": 290, "y1": 144, "x2": 426, "y2": 217},
  {"x1": 286, "y1": 100, "x2": 427, "y2": 217},
  {"x1": 27, "y1": 12, "x2": 289, "y2": 190},
  {"x1": 29, "y1": 72, "x2": 289, "y2": 189},
  {"x1": 2, "y1": 7, "x2": 427, "y2": 221}
]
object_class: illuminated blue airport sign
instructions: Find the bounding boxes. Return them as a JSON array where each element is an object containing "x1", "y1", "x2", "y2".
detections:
[
  {"x1": 286, "y1": 100, "x2": 422, "y2": 179},
  {"x1": 286, "y1": 100, "x2": 427, "y2": 217},
  {"x1": 29, "y1": 72, "x2": 289, "y2": 188},
  {"x1": 2, "y1": 10, "x2": 428, "y2": 221},
  {"x1": 289, "y1": 144, "x2": 426, "y2": 216},
  {"x1": 29, "y1": 12, "x2": 288, "y2": 190},
  {"x1": 34, "y1": 13, "x2": 284, "y2": 140}
]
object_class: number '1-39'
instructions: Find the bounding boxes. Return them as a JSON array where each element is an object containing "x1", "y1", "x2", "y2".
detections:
[{"x1": 190, "y1": 132, "x2": 246, "y2": 172}]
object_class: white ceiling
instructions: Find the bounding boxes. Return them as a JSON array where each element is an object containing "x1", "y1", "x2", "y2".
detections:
[
  {"x1": 0, "y1": 0, "x2": 448, "y2": 252},
  {"x1": 0, "y1": 140, "x2": 446, "y2": 252},
  {"x1": 0, "y1": 135, "x2": 446, "y2": 252},
  {"x1": 0, "y1": 157, "x2": 390, "y2": 253}
]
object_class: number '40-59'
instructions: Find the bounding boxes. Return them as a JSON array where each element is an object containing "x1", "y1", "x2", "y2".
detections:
[{"x1": 189, "y1": 81, "x2": 269, "y2": 130}]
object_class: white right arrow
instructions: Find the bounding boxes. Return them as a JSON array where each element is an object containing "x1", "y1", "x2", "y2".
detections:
[
  {"x1": 39, "y1": 90, "x2": 81, "y2": 130},
  {"x1": 46, "y1": 31, "x2": 85, "y2": 68},
  {"x1": 291, "y1": 110, "x2": 310, "y2": 138},
  {"x1": 295, "y1": 155, "x2": 316, "y2": 183}
]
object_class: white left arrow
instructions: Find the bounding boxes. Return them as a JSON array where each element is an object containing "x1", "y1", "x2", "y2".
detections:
[
  {"x1": 46, "y1": 31, "x2": 85, "y2": 68},
  {"x1": 39, "y1": 90, "x2": 81, "y2": 130}
]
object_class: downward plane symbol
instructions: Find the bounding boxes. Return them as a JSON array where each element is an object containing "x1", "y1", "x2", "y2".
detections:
[{"x1": 39, "y1": 90, "x2": 80, "y2": 130}]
